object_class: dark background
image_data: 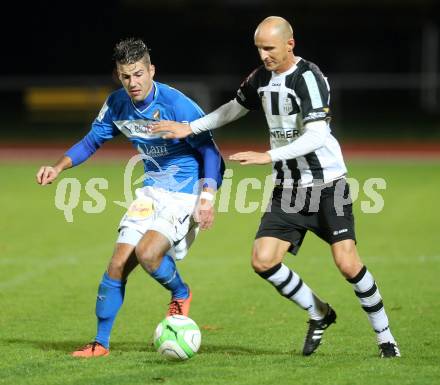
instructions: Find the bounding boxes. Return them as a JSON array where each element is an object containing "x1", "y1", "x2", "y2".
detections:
[{"x1": 1, "y1": 0, "x2": 439, "y2": 142}]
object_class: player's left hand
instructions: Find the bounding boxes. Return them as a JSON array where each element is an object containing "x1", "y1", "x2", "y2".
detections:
[
  {"x1": 229, "y1": 151, "x2": 272, "y2": 165},
  {"x1": 147, "y1": 120, "x2": 192, "y2": 139},
  {"x1": 194, "y1": 199, "x2": 215, "y2": 230}
]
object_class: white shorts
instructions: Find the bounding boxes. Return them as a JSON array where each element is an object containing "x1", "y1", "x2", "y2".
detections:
[{"x1": 117, "y1": 186, "x2": 199, "y2": 260}]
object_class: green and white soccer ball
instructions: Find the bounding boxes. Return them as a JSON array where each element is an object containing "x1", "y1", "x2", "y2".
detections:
[{"x1": 153, "y1": 315, "x2": 201, "y2": 360}]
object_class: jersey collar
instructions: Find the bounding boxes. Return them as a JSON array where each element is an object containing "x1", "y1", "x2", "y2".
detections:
[{"x1": 271, "y1": 57, "x2": 302, "y2": 78}]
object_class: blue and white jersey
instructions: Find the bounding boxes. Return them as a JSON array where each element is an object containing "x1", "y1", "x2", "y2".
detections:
[{"x1": 66, "y1": 81, "x2": 224, "y2": 194}]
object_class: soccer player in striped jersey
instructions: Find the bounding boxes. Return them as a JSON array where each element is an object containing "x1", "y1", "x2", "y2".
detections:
[
  {"x1": 150, "y1": 17, "x2": 400, "y2": 358},
  {"x1": 36, "y1": 38, "x2": 224, "y2": 357}
]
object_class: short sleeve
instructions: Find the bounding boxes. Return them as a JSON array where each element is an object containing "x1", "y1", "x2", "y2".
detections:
[
  {"x1": 91, "y1": 97, "x2": 120, "y2": 141},
  {"x1": 173, "y1": 95, "x2": 205, "y2": 123},
  {"x1": 235, "y1": 68, "x2": 261, "y2": 111},
  {"x1": 295, "y1": 69, "x2": 331, "y2": 124}
]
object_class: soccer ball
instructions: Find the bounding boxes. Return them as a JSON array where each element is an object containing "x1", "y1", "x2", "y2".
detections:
[{"x1": 153, "y1": 315, "x2": 201, "y2": 360}]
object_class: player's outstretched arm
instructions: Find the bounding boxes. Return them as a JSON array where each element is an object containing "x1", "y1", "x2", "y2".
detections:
[
  {"x1": 149, "y1": 99, "x2": 249, "y2": 138},
  {"x1": 36, "y1": 128, "x2": 108, "y2": 186},
  {"x1": 36, "y1": 155, "x2": 73, "y2": 186},
  {"x1": 229, "y1": 151, "x2": 272, "y2": 165}
]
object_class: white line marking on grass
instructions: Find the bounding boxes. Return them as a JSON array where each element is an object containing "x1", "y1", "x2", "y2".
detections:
[
  {"x1": 357, "y1": 255, "x2": 440, "y2": 263},
  {"x1": 417, "y1": 255, "x2": 440, "y2": 262},
  {"x1": 0, "y1": 258, "x2": 23, "y2": 265},
  {"x1": 0, "y1": 256, "x2": 77, "y2": 291}
]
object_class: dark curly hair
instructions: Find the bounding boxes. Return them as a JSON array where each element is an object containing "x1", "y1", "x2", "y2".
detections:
[{"x1": 113, "y1": 38, "x2": 151, "y2": 65}]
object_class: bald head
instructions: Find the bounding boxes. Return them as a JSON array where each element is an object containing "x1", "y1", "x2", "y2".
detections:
[
  {"x1": 255, "y1": 16, "x2": 293, "y2": 42},
  {"x1": 254, "y1": 16, "x2": 296, "y2": 73}
]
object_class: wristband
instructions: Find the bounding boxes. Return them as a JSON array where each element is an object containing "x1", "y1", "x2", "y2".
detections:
[{"x1": 200, "y1": 191, "x2": 214, "y2": 201}]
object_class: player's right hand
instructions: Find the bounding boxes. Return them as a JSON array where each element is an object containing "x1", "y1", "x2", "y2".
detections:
[
  {"x1": 148, "y1": 121, "x2": 193, "y2": 139},
  {"x1": 36, "y1": 166, "x2": 60, "y2": 186},
  {"x1": 194, "y1": 198, "x2": 215, "y2": 230}
]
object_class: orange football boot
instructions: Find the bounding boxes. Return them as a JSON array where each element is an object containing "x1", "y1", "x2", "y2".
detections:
[
  {"x1": 71, "y1": 341, "x2": 109, "y2": 357},
  {"x1": 167, "y1": 287, "x2": 192, "y2": 316}
]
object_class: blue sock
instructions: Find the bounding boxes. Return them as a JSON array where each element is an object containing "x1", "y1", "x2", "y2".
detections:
[
  {"x1": 150, "y1": 255, "x2": 189, "y2": 299},
  {"x1": 95, "y1": 272, "x2": 126, "y2": 349}
]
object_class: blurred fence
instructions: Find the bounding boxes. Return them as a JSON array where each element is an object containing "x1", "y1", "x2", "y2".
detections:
[
  {"x1": 0, "y1": 71, "x2": 439, "y2": 116},
  {"x1": 1, "y1": 3, "x2": 440, "y2": 142},
  {"x1": 0, "y1": 70, "x2": 438, "y2": 142}
]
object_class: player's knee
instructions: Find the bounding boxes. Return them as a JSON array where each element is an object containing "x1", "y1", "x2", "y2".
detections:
[
  {"x1": 332, "y1": 240, "x2": 363, "y2": 278},
  {"x1": 135, "y1": 243, "x2": 159, "y2": 271},
  {"x1": 334, "y1": 251, "x2": 362, "y2": 278},
  {"x1": 135, "y1": 244, "x2": 152, "y2": 264},
  {"x1": 251, "y1": 248, "x2": 279, "y2": 273}
]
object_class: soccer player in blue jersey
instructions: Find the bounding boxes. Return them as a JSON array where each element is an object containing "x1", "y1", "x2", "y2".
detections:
[{"x1": 36, "y1": 38, "x2": 224, "y2": 357}]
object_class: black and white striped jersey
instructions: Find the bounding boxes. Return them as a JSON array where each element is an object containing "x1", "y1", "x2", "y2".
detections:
[{"x1": 235, "y1": 58, "x2": 347, "y2": 187}]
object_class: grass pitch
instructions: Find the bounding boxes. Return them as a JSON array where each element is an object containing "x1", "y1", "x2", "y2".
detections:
[{"x1": 0, "y1": 160, "x2": 439, "y2": 385}]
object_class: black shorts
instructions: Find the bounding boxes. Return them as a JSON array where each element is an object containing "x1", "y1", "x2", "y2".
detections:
[{"x1": 255, "y1": 178, "x2": 356, "y2": 254}]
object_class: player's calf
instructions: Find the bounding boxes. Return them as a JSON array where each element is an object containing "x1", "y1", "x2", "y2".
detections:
[{"x1": 347, "y1": 265, "x2": 400, "y2": 357}]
